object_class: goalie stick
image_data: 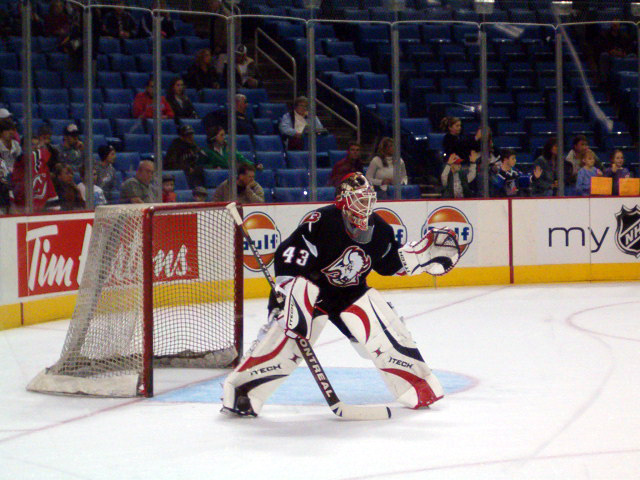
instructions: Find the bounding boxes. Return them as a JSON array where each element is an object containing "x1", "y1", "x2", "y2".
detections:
[{"x1": 225, "y1": 202, "x2": 391, "y2": 421}]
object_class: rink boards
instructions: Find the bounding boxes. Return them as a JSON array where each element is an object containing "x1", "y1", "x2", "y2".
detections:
[{"x1": 1, "y1": 196, "x2": 639, "y2": 328}]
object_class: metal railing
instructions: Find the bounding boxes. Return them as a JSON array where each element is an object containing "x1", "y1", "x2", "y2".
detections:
[
  {"x1": 254, "y1": 28, "x2": 298, "y2": 103},
  {"x1": 316, "y1": 79, "x2": 361, "y2": 144}
]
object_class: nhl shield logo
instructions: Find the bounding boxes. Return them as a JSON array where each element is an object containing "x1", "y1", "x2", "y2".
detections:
[{"x1": 614, "y1": 206, "x2": 640, "y2": 258}]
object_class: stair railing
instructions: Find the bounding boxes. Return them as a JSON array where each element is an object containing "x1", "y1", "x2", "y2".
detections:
[{"x1": 255, "y1": 27, "x2": 297, "y2": 102}]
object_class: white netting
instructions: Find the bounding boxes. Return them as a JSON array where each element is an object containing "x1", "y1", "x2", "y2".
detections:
[{"x1": 28, "y1": 203, "x2": 241, "y2": 397}]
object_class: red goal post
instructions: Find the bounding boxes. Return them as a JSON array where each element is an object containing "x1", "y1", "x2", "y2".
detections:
[{"x1": 28, "y1": 202, "x2": 244, "y2": 398}]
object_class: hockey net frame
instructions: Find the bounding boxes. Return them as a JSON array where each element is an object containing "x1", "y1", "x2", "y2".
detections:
[{"x1": 28, "y1": 202, "x2": 243, "y2": 398}]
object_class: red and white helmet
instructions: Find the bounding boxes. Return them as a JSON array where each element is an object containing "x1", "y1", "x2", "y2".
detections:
[{"x1": 335, "y1": 172, "x2": 376, "y2": 230}]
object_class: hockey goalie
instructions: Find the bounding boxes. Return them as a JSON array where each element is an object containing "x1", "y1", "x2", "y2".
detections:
[{"x1": 222, "y1": 173, "x2": 460, "y2": 417}]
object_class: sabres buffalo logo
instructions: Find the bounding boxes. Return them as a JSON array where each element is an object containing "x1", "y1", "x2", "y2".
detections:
[
  {"x1": 322, "y1": 246, "x2": 372, "y2": 287},
  {"x1": 242, "y1": 212, "x2": 281, "y2": 271},
  {"x1": 614, "y1": 205, "x2": 640, "y2": 258},
  {"x1": 373, "y1": 207, "x2": 407, "y2": 245},
  {"x1": 422, "y1": 206, "x2": 473, "y2": 257}
]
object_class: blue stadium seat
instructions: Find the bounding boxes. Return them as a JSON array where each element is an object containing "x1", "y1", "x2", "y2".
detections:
[
  {"x1": 254, "y1": 135, "x2": 284, "y2": 153},
  {"x1": 497, "y1": 119, "x2": 526, "y2": 137},
  {"x1": 106, "y1": 106, "x2": 138, "y2": 125},
  {"x1": 200, "y1": 89, "x2": 228, "y2": 105},
  {"x1": 286, "y1": 151, "x2": 309, "y2": 169},
  {"x1": 239, "y1": 88, "x2": 269, "y2": 106},
  {"x1": 193, "y1": 103, "x2": 217, "y2": 118},
  {"x1": 39, "y1": 104, "x2": 69, "y2": 119},
  {"x1": 324, "y1": 41, "x2": 356, "y2": 57},
  {"x1": 376, "y1": 103, "x2": 409, "y2": 120},
  {"x1": 494, "y1": 135, "x2": 523, "y2": 151},
  {"x1": 237, "y1": 134, "x2": 254, "y2": 153},
  {"x1": 162, "y1": 37, "x2": 183, "y2": 55},
  {"x1": 70, "y1": 88, "x2": 104, "y2": 103},
  {"x1": 441, "y1": 77, "x2": 468, "y2": 93},
  {"x1": 505, "y1": 76, "x2": 534, "y2": 92},
  {"x1": 204, "y1": 169, "x2": 229, "y2": 188},
  {"x1": 181, "y1": 36, "x2": 210, "y2": 54},
  {"x1": 97, "y1": 72, "x2": 124, "y2": 89},
  {"x1": 315, "y1": 134, "x2": 338, "y2": 153},
  {"x1": 177, "y1": 118, "x2": 204, "y2": 135},
  {"x1": 34, "y1": 71, "x2": 62, "y2": 89},
  {"x1": 70, "y1": 103, "x2": 103, "y2": 119},
  {"x1": 175, "y1": 189, "x2": 195, "y2": 202},
  {"x1": 0, "y1": 70, "x2": 20, "y2": 88},
  {"x1": 330, "y1": 73, "x2": 360, "y2": 94},
  {"x1": 168, "y1": 54, "x2": 192, "y2": 73},
  {"x1": 257, "y1": 102, "x2": 288, "y2": 121},
  {"x1": 256, "y1": 169, "x2": 275, "y2": 189},
  {"x1": 104, "y1": 88, "x2": 134, "y2": 104},
  {"x1": 529, "y1": 121, "x2": 556, "y2": 136},
  {"x1": 338, "y1": 55, "x2": 372, "y2": 73},
  {"x1": 109, "y1": 53, "x2": 137, "y2": 72},
  {"x1": 255, "y1": 152, "x2": 286, "y2": 170},
  {"x1": 387, "y1": 184, "x2": 421, "y2": 199},
  {"x1": 0, "y1": 53, "x2": 18, "y2": 70},
  {"x1": 317, "y1": 186, "x2": 336, "y2": 201},
  {"x1": 123, "y1": 72, "x2": 150, "y2": 90},
  {"x1": 253, "y1": 118, "x2": 274, "y2": 135},
  {"x1": 38, "y1": 88, "x2": 69, "y2": 104},
  {"x1": 165, "y1": 170, "x2": 189, "y2": 190},
  {"x1": 80, "y1": 119, "x2": 113, "y2": 137},
  {"x1": 114, "y1": 152, "x2": 140, "y2": 173},
  {"x1": 123, "y1": 38, "x2": 152, "y2": 55},
  {"x1": 47, "y1": 119, "x2": 74, "y2": 136},
  {"x1": 353, "y1": 89, "x2": 386, "y2": 109},
  {"x1": 98, "y1": 37, "x2": 121, "y2": 54},
  {"x1": 317, "y1": 168, "x2": 332, "y2": 186},
  {"x1": 421, "y1": 24, "x2": 451, "y2": 43},
  {"x1": 401, "y1": 118, "x2": 431, "y2": 139},
  {"x1": 274, "y1": 21, "x2": 305, "y2": 39},
  {"x1": 357, "y1": 72, "x2": 390, "y2": 90},
  {"x1": 277, "y1": 169, "x2": 308, "y2": 187},
  {"x1": 273, "y1": 187, "x2": 307, "y2": 203},
  {"x1": 328, "y1": 150, "x2": 346, "y2": 166},
  {"x1": 315, "y1": 55, "x2": 340, "y2": 75},
  {"x1": 124, "y1": 133, "x2": 153, "y2": 154}
]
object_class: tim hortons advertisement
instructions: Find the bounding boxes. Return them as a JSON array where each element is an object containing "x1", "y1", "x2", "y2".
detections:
[{"x1": 16, "y1": 215, "x2": 200, "y2": 298}]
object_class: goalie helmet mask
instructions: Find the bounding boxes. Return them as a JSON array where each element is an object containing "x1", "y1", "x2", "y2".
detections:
[{"x1": 336, "y1": 172, "x2": 376, "y2": 243}]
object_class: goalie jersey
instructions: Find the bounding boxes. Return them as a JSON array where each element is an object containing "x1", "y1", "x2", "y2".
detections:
[{"x1": 272, "y1": 204, "x2": 403, "y2": 318}]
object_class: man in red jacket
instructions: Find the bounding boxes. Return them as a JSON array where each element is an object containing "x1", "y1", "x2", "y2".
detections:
[{"x1": 132, "y1": 77, "x2": 174, "y2": 119}]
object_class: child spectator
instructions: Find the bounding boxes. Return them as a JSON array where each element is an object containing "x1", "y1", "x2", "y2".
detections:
[
  {"x1": 162, "y1": 174, "x2": 177, "y2": 202},
  {"x1": 576, "y1": 149, "x2": 603, "y2": 196},
  {"x1": 491, "y1": 149, "x2": 523, "y2": 197},
  {"x1": 133, "y1": 77, "x2": 174, "y2": 120},
  {"x1": 77, "y1": 164, "x2": 107, "y2": 207},
  {"x1": 166, "y1": 77, "x2": 197, "y2": 120},
  {"x1": 441, "y1": 152, "x2": 478, "y2": 198},
  {"x1": 365, "y1": 137, "x2": 408, "y2": 199},
  {"x1": 193, "y1": 185, "x2": 209, "y2": 202},
  {"x1": 566, "y1": 135, "x2": 602, "y2": 179},
  {"x1": 96, "y1": 144, "x2": 118, "y2": 201},
  {"x1": 186, "y1": 48, "x2": 221, "y2": 91},
  {"x1": 53, "y1": 163, "x2": 85, "y2": 211},
  {"x1": 329, "y1": 142, "x2": 364, "y2": 187},
  {"x1": 57, "y1": 123, "x2": 84, "y2": 172},
  {"x1": 603, "y1": 149, "x2": 631, "y2": 196}
]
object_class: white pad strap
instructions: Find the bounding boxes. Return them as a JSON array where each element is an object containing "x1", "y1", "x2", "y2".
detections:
[
  {"x1": 340, "y1": 289, "x2": 444, "y2": 408},
  {"x1": 398, "y1": 228, "x2": 460, "y2": 276}
]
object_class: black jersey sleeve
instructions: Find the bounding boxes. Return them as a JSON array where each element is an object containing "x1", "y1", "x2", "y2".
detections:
[{"x1": 371, "y1": 214, "x2": 404, "y2": 276}]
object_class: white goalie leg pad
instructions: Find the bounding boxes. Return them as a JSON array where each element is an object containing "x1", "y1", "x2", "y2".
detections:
[
  {"x1": 278, "y1": 276, "x2": 320, "y2": 340},
  {"x1": 222, "y1": 313, "x2": 328, "y2": 415},
  {"x1": 340, "y1": 289, "x2": 444, "y2": 408}
]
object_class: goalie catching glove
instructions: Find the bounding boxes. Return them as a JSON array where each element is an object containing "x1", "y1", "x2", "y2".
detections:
[
  {"x1": 398, "y1": 227, "x2": 460, "y2": 276},
  {"x1": 273, "y1": 276, "x2": 320, "y2": 339}
]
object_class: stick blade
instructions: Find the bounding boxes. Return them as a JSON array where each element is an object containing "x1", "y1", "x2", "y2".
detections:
[{"x1": 332, "y1": 402, "x2": 391, "y2": 421}]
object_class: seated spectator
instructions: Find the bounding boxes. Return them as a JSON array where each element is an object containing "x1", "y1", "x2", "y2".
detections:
[
  {"x1": 604, "y1": 149, "x2": 632, "y2": 196},
  {"x1": 167, "y1": 77, "x2": 197, "y2": 120},
  {"x1": 491, "y1": 149, "x2": 523, "y2": 197},
  {"x1": 576, "y1": 149, "x2": 603, "y2": 196},
  {"x1": 211, "y1": 163, "x2": 264, "y2": 203},
  {"x1": 279, "y1": 96, "x2": 325, "y2": 150},
  {"x1": 328, "y1": 142, "x2": 364, "y2": 187},
  {"x1": 224, "y1": 44, "x2": 261, "y2": 88},
  {"x1": 44, "y1": 0, "x2": 70, "y2": 38},
  {"x1": 58, "y1": 4, "x2": 83, "y2": 71},
  {"x1": 139, "y1": 2, "x2": 175, "y2": 38},
  {"x1": 77, "y1": 164, "x2": 107, "y2": 207},
  {"x1": 0, "y1": 118, "x2": 21, "y2": 174},
  {"x1": 566, "y1": 135, "x2": 601, "y2": 180},
  {"x1": 531, "y1": 138, "x2": 556, "y2": 197},
  {"x1": 10, "y1": 136, "x2": 59, "y2": 213},
  {"x1": 36, "y1": 125, "x2": 60, "y2": 173},
  {"x1": 186, "y1": 48, "x2": 221, "y2": 91},
  {"x1": 193, "y1": 185, "x2": 209, "y2": 202},
  {"x1": 56, "y1": 123, "x2": 84, "y2": 173},
  {"x1": 441, "y1": 152, "x2": 478, "y2": 199},
  {"x1": 0, "y1": 109, "x2": 20, "y2": 142},
  {"x1": 208, "y1": 0, "x2": 229, "y2": 55},
  {"x1": 132, "y1": 77, "x2": 174, "y2": 119},
  {"x1": 96, "y1": 144, "x2": 118, "y2": 201},
  {"x1": 120, "y1": 160, "x2": 156, "y2": 203},
  {"x1": 365, "y1": 137, "x2": 407, "y2": 199},
  {"x1": 164, "y1": 124, "x2": 207, "y2": 187},
  {"x1": 53, "y1": 163, "x2": 85, "y2": 211},
  {"x1": 202, "y1": 94, "x2": 256, "y2": 137},
  {"x1": 102, "y1": 1, "x2": 137, "y2": 39},
  {"x1": 201, "y1": 125, "x2": 256, "y2": 169},
  {"x1": 162, "y1": 174, "x2": 177, "y2": 202}
]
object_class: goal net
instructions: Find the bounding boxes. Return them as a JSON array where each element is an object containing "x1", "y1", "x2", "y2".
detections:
[{"x1": 28, "y1": 202, "x2": 243, "y2": 397}]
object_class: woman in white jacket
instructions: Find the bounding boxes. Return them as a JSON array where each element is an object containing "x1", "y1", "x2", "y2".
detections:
[{"x1": 365, "y1": 137, "x2": 407, "y2": 199}]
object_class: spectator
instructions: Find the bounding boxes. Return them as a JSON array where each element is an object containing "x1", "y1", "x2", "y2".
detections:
[
  {"x1": 0, "y1": 156, "x2": 8, "y2": 214},
  {"x1": 202, "y1": 94, "x2": 256, "y2": 137},
  {"x1": 77, "y1": 164, "x2": 107, "y2": 207},
  {"x1": 162, "y1": 174, "x2": 177, "y2": 202},
  {"x1": 36, "y1": 125, "x2": 61, "y2": 172},
  {"x1": 95, "y1": 144, "x2": 118, "y2": 201},
  {"x1": 604, "y1": 149, "x2": 631, "y2": 196},
  {"x1": 44, "y1": 0, "x2": 70, "y2": 38},
  {"x1": 566, "y1": 134, "x2": 601, "y2": 179},
  {"x1": 56, "y1": 123, "x2": 84, "y2": 173},
  {"x1": 0, "y1": 109, "x2": 20, "y2": 142},
  {"x1": 491, "y1": 149, "x2": 523, "y2": 197},
  {"x1": 211, "y1": 163, "x2": 264, "y2": 203},
  {"x1": 120, "y1": 160, "x2": 156, "y2": 203},
  {"x1": 201, "y1": 125, "x2": 255, "y2": 169},
  {"x1": 102, "y1": 1, "x2": 137, "y2": 39},
  {"x1": 576, "y1": 149, "x2": 603, "y2": 196},
  {"x1": 10, "y1": 136, "x2": 59, "y2": 213},
  {"x1": 132, "y1": 77, "x2": 174, "y2": 119},
  {"x1": 328, "y1": 142, "x2": 364, "y2": 187},
  {"x1": 440, "y1": 116, "x2": 465, "y2": 159},
  {"x1": 53, "y1": 163, "x2": 85, "y2": 211},
  {"x1": 441, "y1": 152, "x2": 478, "y2": 199},
  {"x1": 279, "y1": 96, "x2": 325, "y2": 150},
  {"x1": 58, "y1": 4, "x2": 83, "y2": 71},
  {"x1": 600, "y1": 22, "x2": 633, "y2": 59},
  {"x1": 0, "y1": 118, "x2": 21, "y2": 174},
  {"x1": 365, "y1": 137, "x2": 408, "y2": 200},
  {"x1": 166, "y1": 77, "x2": 197, "y2": 120},
  {"x1": 224, "y1": 44, "x2": 261, "y2": 88},
  {"x1": 164, "y1": 124, "x2": 207, "y2": 187},
  {"x1": 193, "y1": 185, "x2": 209, "y2": 202},
  {"x1": 186, "y1": 48, "x2": 221, "y2": 91},
  {"x1": 208, "y1": 0, "x2": 229, "y2": 55},
  {"x1": 531, "y1": 138, "x2": 557, "y2": 197},
  {"x1": 139, "y1": 2, "x2": 175, "y2": 38}
]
